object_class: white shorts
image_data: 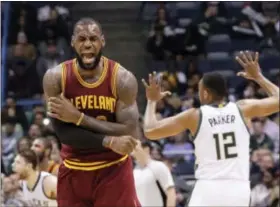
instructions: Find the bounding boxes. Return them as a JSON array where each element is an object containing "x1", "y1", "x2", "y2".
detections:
[{"x1": 187, "y1": 180, "x2": 251, "y2": 207}]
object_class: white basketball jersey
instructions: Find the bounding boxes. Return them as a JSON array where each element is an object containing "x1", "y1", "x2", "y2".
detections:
[
  {"x1": 194, "y1": 102, "x2": 250, "y2": 181},
  {"x1": 21, "y1": 171, "x2": 57, "y2": 207}
]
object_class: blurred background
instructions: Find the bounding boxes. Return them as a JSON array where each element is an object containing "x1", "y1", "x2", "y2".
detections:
[{"x1": 1, "y1": 1, "x2": 280, "y2": 207}]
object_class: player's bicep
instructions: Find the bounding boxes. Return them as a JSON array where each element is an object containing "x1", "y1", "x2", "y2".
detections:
[
  {"x1": 115, "y1": 66, "x2": 140, "y2": 135},
  {"x1": 238, "y1": 98, "x2": 280, "y2": 118},
  {"x1": 42, "y1": 66, "x2": 62, "y2": 99}
]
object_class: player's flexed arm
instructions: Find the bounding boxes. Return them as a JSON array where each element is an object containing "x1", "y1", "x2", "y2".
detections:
[
  {"x1": 235, "y1": 51, "x2": 280, "y2": 118},
  {"x1": 48, "y1": 66, "x2": 141, "y2": 139},
  {"x1": 43, "y1": 66, "x2": 137, "y2": 154},
  {"x1": 142, "y1": 72, "x2": 200, "y2": 139}
]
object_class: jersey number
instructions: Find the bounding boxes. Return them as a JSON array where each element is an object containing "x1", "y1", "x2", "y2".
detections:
[{"x1": 213, "y1": 132, "x2": 238, "y2": 160}]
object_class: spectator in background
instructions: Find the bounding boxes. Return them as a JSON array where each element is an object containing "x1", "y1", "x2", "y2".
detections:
[
  {"x1": 154, "y1": 7, "x2": 171, "y2": 29},
  {"x1": 36, "y1": 37, "x2": 66, "y2": 82},
  {"x1": 250, "y1": 119, "x2": 275, "y2": 152},
  {"x1": 163, "y1": 131, "x2": 194, "y2": 162},
  {"x1": 16, "y1": 137, "x2": 32, "y2": 154},
  {"x1": 8, "y1": 32, "x2": 36, "y2": 61},
  {"x1": 147, "y1": 24, "x2": 173, "y2": 61},
  {"x1": 8, "y1": 3, "x2": 38, "y2": 45},
  {"x1": 27, "y1": 124, "x2": 42, "y2": 140},
  {"x1": 7, "y1": 55, "x2": 42, "y2": 98},
  {"x1": 251, "y1": 168, "x2": 279, "y2": 207},
  {"x1": 1, "y1": 96, "x2": 28, "y2": 132},
  {"x1": 2, "y1": 117, "x2": 21, "y2": 174}
]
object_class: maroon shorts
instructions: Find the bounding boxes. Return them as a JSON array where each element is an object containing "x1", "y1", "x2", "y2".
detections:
[{"x1": 57, "y1": 157, "x2": 141, "y2": 207}]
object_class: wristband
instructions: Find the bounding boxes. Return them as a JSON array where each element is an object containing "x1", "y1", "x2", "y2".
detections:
[{"x1": 76, "y1": 113, "x2": 84, "y2": 126}]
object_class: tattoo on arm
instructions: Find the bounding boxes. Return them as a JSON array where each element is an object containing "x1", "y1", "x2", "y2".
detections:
[{"x1": 80, "y1": 66, "x2": 141, "y2": 138}]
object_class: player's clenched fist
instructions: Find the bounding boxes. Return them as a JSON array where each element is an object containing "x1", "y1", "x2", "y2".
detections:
[{"x1": 103, "y1": 136, "x2": 137, "y2": 155}]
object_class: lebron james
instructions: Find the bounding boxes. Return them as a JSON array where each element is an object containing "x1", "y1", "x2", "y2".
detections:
[{"x1": 43, "y1": 18, "x2": 141, "y2": 207}]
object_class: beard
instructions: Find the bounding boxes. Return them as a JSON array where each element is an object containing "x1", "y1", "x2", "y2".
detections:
[
  {"x1": 74, "y1": 48, "x2": 102, "y2": 71},
  {"x1": 37, "y1": 151, "x2": 45, "y2": 162}
]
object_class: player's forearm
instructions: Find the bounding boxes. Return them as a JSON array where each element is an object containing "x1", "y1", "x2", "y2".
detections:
[
  {"x1": 143, "y1": 100, "x2": 158, "y2": 132},
  {"x1": 166, "y1": 187, "x2": 176, "y2": 207},
  {"x1": 255, "y1": 75, "x2": 279, "y2": 97},
  {"x1": 80, "y1": 115, "x2": 132, "y2": 136},
  {"x1": 50, "y1": 118, "x2": 107, "y2": 150}
]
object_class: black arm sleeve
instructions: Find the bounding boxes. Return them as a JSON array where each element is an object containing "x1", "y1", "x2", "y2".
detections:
[{"x1": 50, "y1": 118, "x2": 106, "y2": 150}]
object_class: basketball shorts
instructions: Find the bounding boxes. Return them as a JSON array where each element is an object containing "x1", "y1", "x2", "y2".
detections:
[
  {"x1": 187, "y1": 179, "x2": 251, "y2": 207},
  {"x1": 57, "y1": 156, "x2": 141, "y2": 207}
]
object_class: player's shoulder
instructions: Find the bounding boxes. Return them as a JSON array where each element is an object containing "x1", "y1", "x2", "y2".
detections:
[{"x1": 42, "y1": 172, "x2": 57, "y2": 187}]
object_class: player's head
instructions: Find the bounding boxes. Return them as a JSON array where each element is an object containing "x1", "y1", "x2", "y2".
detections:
[
  {"x1": 31, "y1": 137, "x2": 52, "y2": 162},
  {"x1": 12, "y1": 150, "x2": 38, "y2": 179},
  {"x1": 72, "y1": 17, "x2": 105, "y2": 71},
  {"x1": 198, "y1": 72, "x2": 227, "y2": 105}
]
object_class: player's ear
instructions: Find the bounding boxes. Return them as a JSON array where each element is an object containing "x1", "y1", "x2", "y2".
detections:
[
  {"x1": 101, "y1": 34, "x2": 105, "y2": 47},
  {"x1": 71, "y1": 35, "x2": 74, "y2": 47}
]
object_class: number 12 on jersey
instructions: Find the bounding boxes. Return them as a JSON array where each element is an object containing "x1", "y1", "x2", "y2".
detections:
[{"x1": 213, "y1": 132, "x2": 238, "y2": 160}]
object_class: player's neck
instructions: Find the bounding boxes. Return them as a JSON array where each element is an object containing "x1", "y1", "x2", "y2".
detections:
[
  {"x1": 26, "y1": 170, "x2": 40, "y2": 188},
  {"x1": 39, "y1": 158, "x2": 49, "y2": 171},
  {"x1": 76, "y1": 57, "x2": 103, "y2": 78},
  {"x1": 209, "y1": 99, "x2": 227, "y2": 107}
]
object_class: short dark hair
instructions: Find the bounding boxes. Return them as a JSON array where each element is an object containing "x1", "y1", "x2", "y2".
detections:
[
  {"x1": 202, "y1": 72, "x2": 227, "y2": 99},
  {"x1": 19, "y1": 149, "x2": 38, "y2": 170},
  {"x1": 74, "y1": 17, "x2": 102, "y2": 34}
]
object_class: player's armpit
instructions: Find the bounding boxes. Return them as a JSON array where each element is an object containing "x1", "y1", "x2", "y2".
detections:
[
  {"x1": 237, "y1": 97, "x2": 280, "y2": 118},
  {"x1": 144, "y1": 104, "x2": 199, "y2": 140},
  {"x1": 43, "y1": 175, "x2": 57, "y2": 199},
  {"x1": 50, "y1": 118, "x2": 106, "y2": 150},
  {"x1": 79, "y1": 66, "x2": 140, "y2": 137}
]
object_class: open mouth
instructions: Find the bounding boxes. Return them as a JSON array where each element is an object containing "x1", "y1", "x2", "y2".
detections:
[
  {"x1": 81, "y1": 53, "x2": 95, "y2": 64},
  {"x1": 82, "y1": 53, "x2": 95, "y2": 59}
]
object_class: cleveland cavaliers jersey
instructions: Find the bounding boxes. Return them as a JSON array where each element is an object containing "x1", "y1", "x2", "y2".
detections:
[
  {"x1": 194, "y1": 102, "x2": 250, "y2": 181},
  {"x1": 21, "y1": 171, "x2": 57, "y2": 207},
  {"x1": 60, "y1": 56, "x2": 122, "y2": 165}
]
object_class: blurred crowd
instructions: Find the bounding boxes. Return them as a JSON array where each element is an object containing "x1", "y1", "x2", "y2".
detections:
[{"x1": 1, "y1": 1, "x2": 280, "y2": 207}]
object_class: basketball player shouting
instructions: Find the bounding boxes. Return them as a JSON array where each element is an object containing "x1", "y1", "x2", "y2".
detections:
[
  {"x1": 142, "y1": 51, "x2": 280, "y2": 206},
  {"x1": 43, "y1": 18, "x2": 141, "y2": 206},
  {"x1": 12, "y1": 150, "x2": 57, "y2": 207}
]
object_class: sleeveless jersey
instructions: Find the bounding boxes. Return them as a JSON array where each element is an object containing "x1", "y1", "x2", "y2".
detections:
[
  {"x1": 21, "y1": 171, "x2": 57, "y2": 207},
  {"x1": 60, "y1": 56, "x2": 123, "y2": 166},
  {"x1": 194, "y1": 102, "x2": 250, "y2": 181}
]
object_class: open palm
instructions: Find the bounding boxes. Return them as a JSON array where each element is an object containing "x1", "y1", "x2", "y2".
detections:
[
  {"x1": 142, "y1": 72, "x2": 171, "y2": 102},
  {"x1": 235, "y1": 51, "x2": 262, "y2": 80}
]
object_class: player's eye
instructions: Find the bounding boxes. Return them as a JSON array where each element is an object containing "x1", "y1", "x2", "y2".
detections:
[
  {"x1": 89, "y1": 36, "x2": 97, "y2": 42},
  {"x1": 79, "y1": 37, "x2": 86, "y2": 41}
]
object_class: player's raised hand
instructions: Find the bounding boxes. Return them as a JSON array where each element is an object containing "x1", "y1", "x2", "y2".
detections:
[
  {"x1": 235, "y1": 51, "x2": 262, "y2": 80},
  {"x1": 142, "y1": 71, "x2": 171, "y2": 101}
]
